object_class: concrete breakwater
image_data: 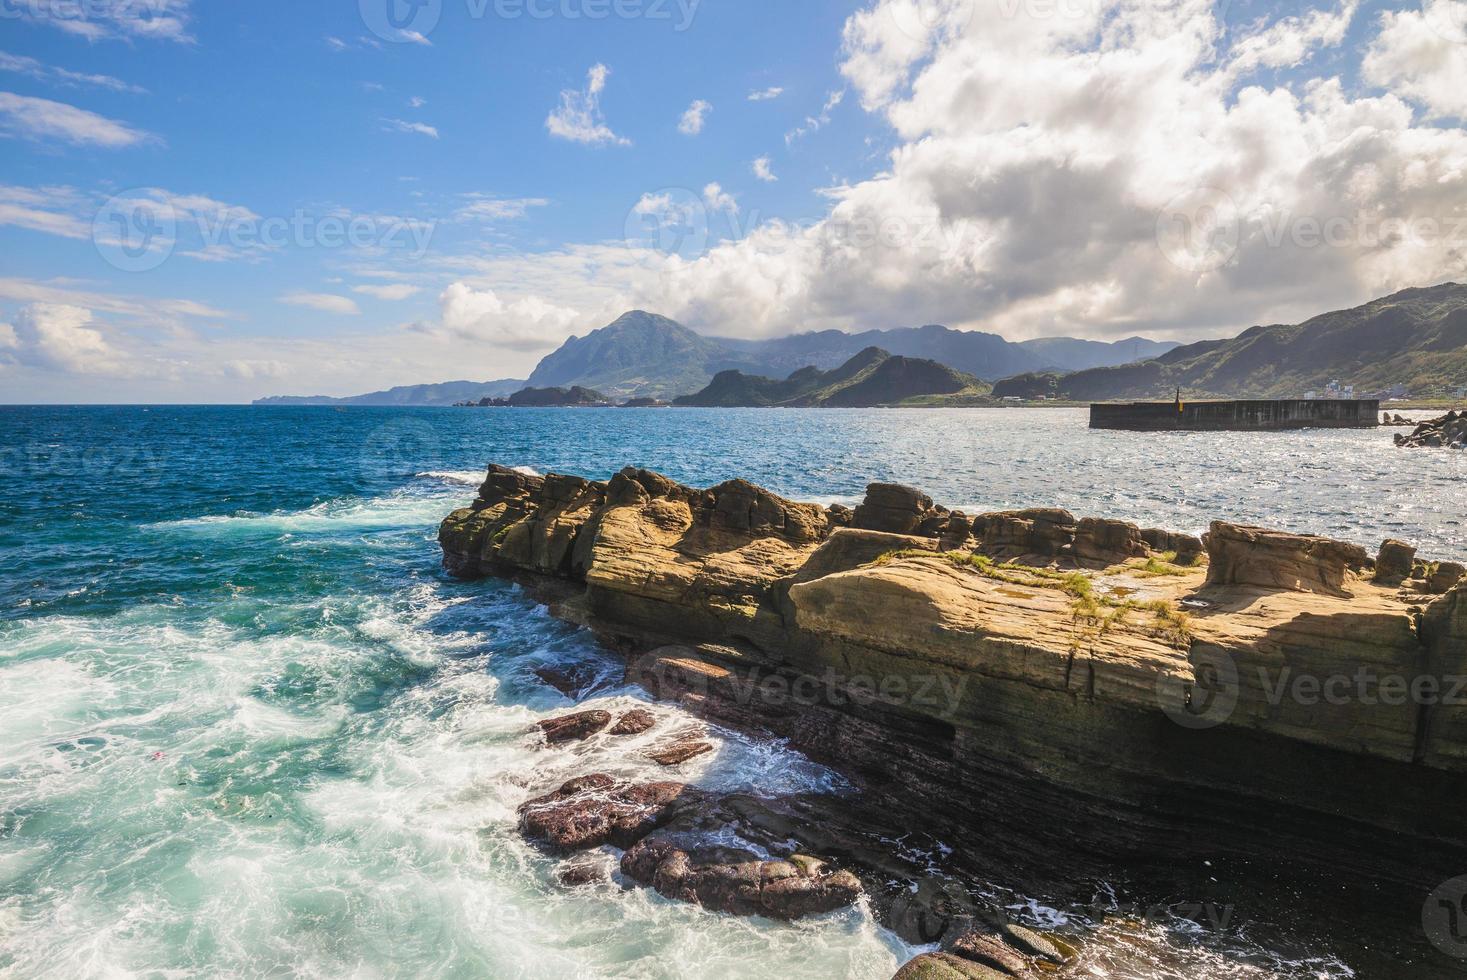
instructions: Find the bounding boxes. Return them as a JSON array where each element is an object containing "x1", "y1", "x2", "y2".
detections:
[{"x1": 1090, "y1": 398, "x2": 1380, "y2": 430}]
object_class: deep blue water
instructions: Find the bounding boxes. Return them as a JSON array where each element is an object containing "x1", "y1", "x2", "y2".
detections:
[{"x1": 1, "y1": 405, "x2": 1461, "y2": 978}]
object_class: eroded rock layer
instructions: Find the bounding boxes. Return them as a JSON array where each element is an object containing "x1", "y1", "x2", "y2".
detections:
[{"x1": 444, "y1": 464, "x2": 1467, "y2": 884}]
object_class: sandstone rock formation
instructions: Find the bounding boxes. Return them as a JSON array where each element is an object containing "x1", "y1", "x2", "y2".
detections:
[{"x1": 444, "y1": 464, "x2": 1467, "y2": 906}]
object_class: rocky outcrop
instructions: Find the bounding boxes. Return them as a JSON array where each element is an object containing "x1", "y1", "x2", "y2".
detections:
[
  {"x1": 536, "y1": 710, "x2": 611, "y2": 744},
  {"x1": 1394, "y1": 409, "x2": 1467, "y2": 448},
  {"x1": 1202, "y1": 521, "x2": 1369, "y2": 595},
  {"x1": 446, "y1": 464, "x2": 1467, "y2": 894},
  {"x1": 517, "y1": 775, "x2": 693, "y2": 853},
  {"x1": 516, "y1": 772, "x2": 865, "y2": 920},
  {"x1": 1375, "y1": 539, "x2": 1417, "y2": 585}
]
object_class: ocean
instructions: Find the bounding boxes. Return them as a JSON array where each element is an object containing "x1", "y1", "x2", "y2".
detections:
[{"x1": 2, "y1": 405, "x2": 1463, "y2": 978}]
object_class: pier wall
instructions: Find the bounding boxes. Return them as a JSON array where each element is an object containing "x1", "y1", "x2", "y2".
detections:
[{"x1": 1090, "y1": 399, "x2": 1380, "y2": 431}]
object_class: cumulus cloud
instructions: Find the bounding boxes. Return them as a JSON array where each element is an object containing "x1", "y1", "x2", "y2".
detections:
[
  {"x1": 280, "y1": 292, "x2": 361, "y2": 315},
  {"x1": 752, "y1": 156, "x2": 777, "y2": 182},
  {"x1": 546, "y1": 64, "x2": 631, "y2": 146},
  {"x1": 0, "y1": 92, "x2": 154, "y2": 147},
  {"x1": 1363, "y1": 0, "x2": 1467, "y2": 120},
  {"x1": 589, "y1": 0, "x2": 1467, "y2": 342},
  {"x1": 8, "y1": 304, "x2": 127, "y2": 375},
  {"x1": 748, "y1": 87, "x2": 784, "y2": 101},
  {"x1": 433, "y1": 282, "x2": 582, "y2": 352},
  {"x1": 702, "y1": 183, "x2": 738, "y2": 214},
  {"x1": 679, "y1": 99, "x2": 712, "y2": 135}
]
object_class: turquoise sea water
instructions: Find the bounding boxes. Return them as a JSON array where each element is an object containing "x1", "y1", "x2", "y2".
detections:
[{"x1": 2, "y1": 405, "x2": 1464, "y2": 978}]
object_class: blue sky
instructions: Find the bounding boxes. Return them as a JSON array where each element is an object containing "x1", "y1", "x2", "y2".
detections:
[{"x1": 2, "y1": 0, "x2": 1465, "y2": 401}]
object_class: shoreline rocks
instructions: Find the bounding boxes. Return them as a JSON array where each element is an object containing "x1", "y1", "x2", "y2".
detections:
[
  {"x1": 1394, "y1": 409, "x2": 1467, "y2": 448},
  {"x1": 447, "y1": 463, "x2": 1467, "y2": 939}
]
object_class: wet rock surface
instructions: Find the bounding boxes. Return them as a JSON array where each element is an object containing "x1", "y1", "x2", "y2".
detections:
[
  {"x1": 536, "y1": 710, "x2": 612, "y2": 744},
  {"x1": 1394, "y1": 409, "x2": 1467, "y2": 448},
  {"x1": 608, "y1": 707, "x2": 658, "y2": 735},
  {"x1": 446, "y1": 462, "x2": 1467, "y2": 947}
]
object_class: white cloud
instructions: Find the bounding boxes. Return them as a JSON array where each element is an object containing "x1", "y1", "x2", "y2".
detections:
[
  {"x1": 353, "y1": 284, "x2": 422, "y2": 301},
  {"x1": 702, "y1": 183, "x2": 738, "y2": 214},
  {"x1": 0, "y1": 184, "x2": 90, "y2": 239},
  {"x1": 0, "y1": 321, "x2": 16, "y2": 349},
  {"x1": 580, "y1": 0, "x2": 1467, "y2": 344},
  {"x1": 9, "y1": 304, "x2": 127, "y2": 375},
  {"x1": 324, "y1": 35, "x2": 348, "y2": 51},
  {"x1": 748, "y1": 87, "x2": 784, "y2": 101},
  {"x1": 0, "y1": 92, "x2": 153, "y2": 147},
  {"x1": 752, "y1": 156, "x2": 778, "y2": 182},
  {"x1": 1227, "y1": 0, "x2": 1359, "y2": 78},
  {"x1": 0, "y1": 51, "x2": 146, "y2": 93},
  {"x1": 11, "y1": 0, "x2": 194, "y2": 42},
  {"x1": 432, "y1": 282, "x2": 582, "y2": 353},
  {"x1": 383, "y1": 118, "x2": 439, "y2": 139},
  {"x1": 454, "y1": 195, "x2": 550, "y2": 221},
  {"x1": 546, "y1": 63, "x2": 631, "y2": 146},
  {"x1": 679, "y1": 99, "x2": 712, "y2": 136},
  {"x1": 1363, "y1": 1, "x2": 1467, "y2": 120},
  {"x1": 408, "y1": 96, "x2": 426, "y2": 108},
  {"x1": 280, "y1": 292, "x2": 361, "y2": 315},
  {"x1": 0, "y1": 277, "x2": 231, "y2": 323},
  {"x1": 786, "y1": 89, "x2": 846, "y2": 144}
]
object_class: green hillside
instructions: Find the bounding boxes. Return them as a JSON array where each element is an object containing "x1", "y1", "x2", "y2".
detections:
[
  {"x1": 998, "y1": 283, "x2": 1467, "y2": 401},
  {"x1": 675, "y1": 348, "x2": 990, "y2": 408}
]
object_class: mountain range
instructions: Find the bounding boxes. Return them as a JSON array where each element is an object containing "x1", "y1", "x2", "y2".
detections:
[
  {"x1": 674, "y1": 347, "x2": 989, "y2": 408},
  {"x1": 992, "y1": 283, "x2": 1467, "y2": 401},
  {"x1": 525, "y1": 312, "x2": 1178, "y2": 400},
  {"x1": 253, "y1": 378, "x2": 524, "y2": 407}
]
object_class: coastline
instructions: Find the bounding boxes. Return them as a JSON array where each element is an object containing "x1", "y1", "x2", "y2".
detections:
[{"x1": 440, "y1": 463, "x2": 1467, "y2": 977}]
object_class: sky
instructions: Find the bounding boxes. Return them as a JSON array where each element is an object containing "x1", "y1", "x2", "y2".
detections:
[{"x1": 0, "y1": 0, "x2": 1465, "y2": 402}]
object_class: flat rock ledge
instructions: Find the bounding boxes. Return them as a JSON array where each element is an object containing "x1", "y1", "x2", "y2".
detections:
[{"x1": 446, "y1": 464, "x2": 1467, "y2": 904}]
